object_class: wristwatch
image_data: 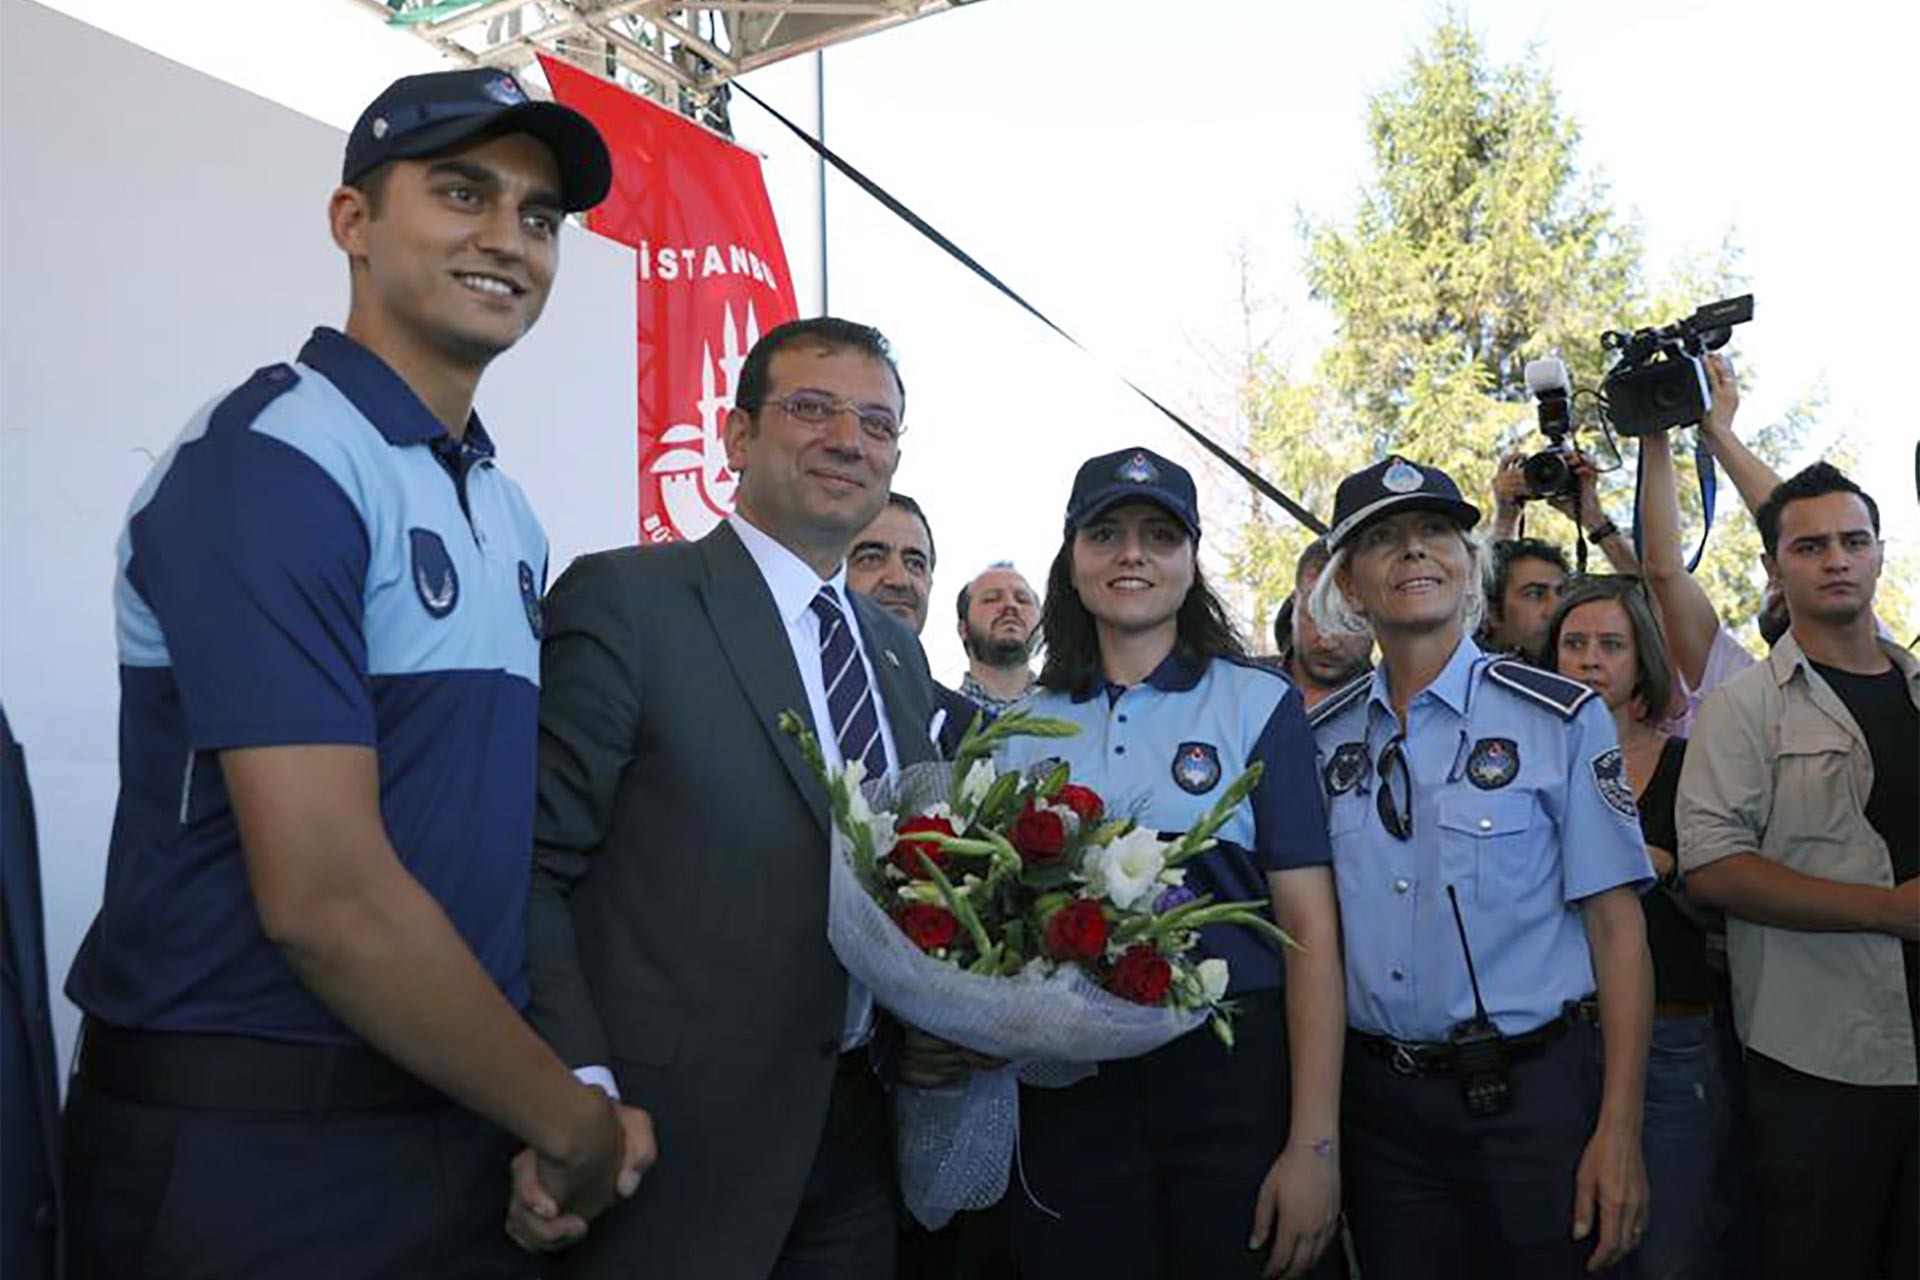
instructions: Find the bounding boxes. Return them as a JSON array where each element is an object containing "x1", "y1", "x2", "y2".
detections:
[{"x1": 1587, "y1": 519, "x2": 1619, "y2": 543}]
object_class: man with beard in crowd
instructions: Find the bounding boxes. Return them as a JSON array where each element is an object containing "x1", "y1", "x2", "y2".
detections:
[
  {"x1": 1278, "y1": 538, "x2": 1372, "y2": 710},
  {"x1": 956, "y1": 563, "x2": 1040, "y2": 711}
]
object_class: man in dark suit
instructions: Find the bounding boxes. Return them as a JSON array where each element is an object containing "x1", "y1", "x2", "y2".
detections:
[{"x1": 521, "y1": 318, "x2": 939, "y2": 1278}]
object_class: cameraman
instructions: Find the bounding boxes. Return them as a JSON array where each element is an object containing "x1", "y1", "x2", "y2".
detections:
[{"x1": 1484, "y1": 456, "x2": 1636, "y2": 665}]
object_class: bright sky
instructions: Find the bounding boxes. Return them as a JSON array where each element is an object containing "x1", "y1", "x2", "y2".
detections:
[{"x1": 42, "y1": 0, "x2": 1917, "y2": 679}]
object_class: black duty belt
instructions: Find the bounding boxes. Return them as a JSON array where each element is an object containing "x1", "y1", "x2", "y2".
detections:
[
  {"x1": 1350, "y1": 999, "x2": 1599, "y2": 1079},
  {"x1": 76, "y1": 1019, "x2": 448, "y2": 1114}
]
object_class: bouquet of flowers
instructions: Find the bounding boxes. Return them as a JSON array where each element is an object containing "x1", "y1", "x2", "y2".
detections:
[{"x1": 780, "y1": 708, "x2": 1290, "y2": 1228}]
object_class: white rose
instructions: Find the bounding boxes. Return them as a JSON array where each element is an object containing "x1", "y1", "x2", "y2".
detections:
[
  {"x1": 1196, "y1": 957, "x2": 1230, "y2": 1002},
  {"x1": 1090, "y1": 827, "x2": 1168, "y2": 911}
]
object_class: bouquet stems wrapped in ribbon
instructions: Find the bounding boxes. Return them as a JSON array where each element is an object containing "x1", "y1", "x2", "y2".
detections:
[{"x1": 780, "y1": 708, "x2": 1292, "y2": 1229}]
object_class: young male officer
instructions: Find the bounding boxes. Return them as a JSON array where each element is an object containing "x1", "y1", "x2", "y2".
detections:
[
  {"x1": 1306, "y1": 456, "x2": 1654, "y2": 1278},
  {"x1": 62, "y1": 70, "x2": 645, "y2": 1278}
]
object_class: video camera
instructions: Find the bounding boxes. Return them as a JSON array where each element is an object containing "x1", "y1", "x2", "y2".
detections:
[{"x1": 1601, "y1": 294, "x2": 1754, "y2": 437}]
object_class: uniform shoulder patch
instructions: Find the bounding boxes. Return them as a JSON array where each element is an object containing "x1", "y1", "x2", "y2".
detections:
[
  {"x1": 1307, "y1": 671, "x2": 1371, "y2": 730},
  {"x1": 1590, "y1": 746, "x2": 1639, "y2": 819},
  {"x1": 1484, "y1": 658, "x2": 1595, "y2": 720}
]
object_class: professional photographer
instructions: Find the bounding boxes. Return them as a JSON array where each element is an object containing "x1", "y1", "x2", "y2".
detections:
[{"x1": 1308, "y1": 455, "x2": 1653, "y2": 1278}]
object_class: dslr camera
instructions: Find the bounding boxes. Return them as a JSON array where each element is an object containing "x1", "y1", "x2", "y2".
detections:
[
  {"x1": 1601, "y1": 294, "x2": 1754, "y2": 436},
  {"x1": 1520, "y1": 356, "x2": 1579, "y2": 501}
]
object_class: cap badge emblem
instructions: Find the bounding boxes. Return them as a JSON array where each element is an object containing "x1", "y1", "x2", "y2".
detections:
[
  {"x1": 1382, "y1": 458, "x2": 1425, "y2": 493},
  {"x1": 489, "y1": 76, "x2": 525, "y2": 103},
  {"x1": 371, "y1": 117, "x2": 390, "y2": 139},
  {"x1": 1117, "y1": 451, "x2": 1158, "y2": 485}
]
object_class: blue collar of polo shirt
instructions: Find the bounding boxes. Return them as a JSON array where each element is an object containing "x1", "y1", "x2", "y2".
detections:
[
  {"x1": 298, "y1": 327, "x2": 495, "y2": 456},
  {"x1": 1366, "y1": 632, "x2": 1480, "y2": 725},
  {"x1": 1071, "y1": 649, "x2": 1207, "y2": 705}
]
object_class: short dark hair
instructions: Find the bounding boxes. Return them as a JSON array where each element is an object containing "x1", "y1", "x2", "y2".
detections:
[
  {"x1": 1755, "y1": 462, "x2": 1880, "y2": 558},
  {"x1": 956, "y1": 560, "x2": 1019, "y2": 625},
  {"x1": 734, "y1": 317, "x2": 905, "y2": 420},
  {"x1": 1294, "y1": 537, "x2": 1332, "y2": 585},
  {"x1": 347, "y1": 161, "x2": 396, "y2": 215},
  {"x1": 1546, "y1": 576, "x2": 1675, "y2": 723},
  {"x1": 1488, "y1": 538, "x2": 1570, "y2": 619},
  {"x1": 1271, "y1": 594, "x2": 1296, "y2": 656},
  {"x1": 882, "y1": 491, "x2": 934, "y2": 569},
  {"x1": 1037, "y1": 538, "x2": 1246, "y2": 693}
]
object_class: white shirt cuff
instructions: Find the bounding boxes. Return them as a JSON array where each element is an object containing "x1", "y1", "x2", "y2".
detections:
[{"x1": 573, "y1": 1065, "x2": 620, "y2": 1101}]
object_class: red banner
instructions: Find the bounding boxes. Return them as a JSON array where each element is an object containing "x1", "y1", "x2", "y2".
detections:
[{"x1": 541, "y1": 55, "x2": 799, "y2": 543}]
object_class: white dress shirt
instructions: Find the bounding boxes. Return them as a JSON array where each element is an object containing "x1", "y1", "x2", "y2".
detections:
[{"x1": 575, "y1": 515, "x2": 893, "y2": 1100}]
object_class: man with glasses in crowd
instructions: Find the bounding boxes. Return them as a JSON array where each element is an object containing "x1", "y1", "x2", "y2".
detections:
[{"x1": 1305, "y1": 455, "x2": 1654, "y2": 1278}]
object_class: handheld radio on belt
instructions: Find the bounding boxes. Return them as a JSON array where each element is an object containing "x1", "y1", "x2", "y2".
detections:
[{"x1": 1445, "y1": 884, "x2": 1513, "y2": 1117}]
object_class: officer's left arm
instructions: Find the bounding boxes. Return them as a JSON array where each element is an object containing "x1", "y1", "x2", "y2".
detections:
[
  {"x1": 1559, "y1": 699, "x2": 1653, "y2": 1270},
  {"x1": 1247, "y1": 689, "x2": 1344, "y2": 1278}
]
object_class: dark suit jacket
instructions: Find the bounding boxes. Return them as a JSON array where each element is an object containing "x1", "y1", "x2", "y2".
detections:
[{"x1": 529, "y1": 522, "x2": 938, "y2": 1280}]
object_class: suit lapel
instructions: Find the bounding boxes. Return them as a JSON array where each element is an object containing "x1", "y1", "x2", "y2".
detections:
[
  {"x1": 851, "y1": 594, "x2": 935, "y2": 768},
  {"x1": 697, "y1": 524, "x2": 830, "y2": 835}
]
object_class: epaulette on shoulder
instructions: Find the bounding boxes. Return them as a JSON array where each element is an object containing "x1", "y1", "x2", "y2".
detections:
[
  {"x1": 210, "y1": 362, "x2": 301, "y2": 436},
  {"x1": 1307, "y1": 670, "x2": 1371, "y2": 730},
  {"x1": 1484, "y1": 658, "x2": 1595, "y2": 720}
]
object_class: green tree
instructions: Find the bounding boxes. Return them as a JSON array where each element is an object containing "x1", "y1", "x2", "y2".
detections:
[{"x1": 1226, "y1": 17, "x2": 1907, "y2": 651}]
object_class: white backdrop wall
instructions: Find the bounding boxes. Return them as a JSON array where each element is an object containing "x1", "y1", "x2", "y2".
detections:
[{"x1": 0, "y1": 0, "x2": 641, "y2": 1077}]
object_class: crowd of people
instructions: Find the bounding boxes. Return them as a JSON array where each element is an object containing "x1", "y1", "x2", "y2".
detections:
[{"x1": 31, "y1": 68, "x2": 1916, "y2": 1280}]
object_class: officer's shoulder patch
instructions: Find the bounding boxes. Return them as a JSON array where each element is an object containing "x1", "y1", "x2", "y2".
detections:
[
  {"x1": 1590, "y1": 746, "x2": 1638, "y2": 819},
  {"x1": 1484, "y1": 659, "x2": 1595, "y2": 720},
  {"x1": 1307, "y1": 671, "x2": 1371, "y2": 730},
  {"x1": 207, "y1": 363, "x2": 303, "y2": 441}
]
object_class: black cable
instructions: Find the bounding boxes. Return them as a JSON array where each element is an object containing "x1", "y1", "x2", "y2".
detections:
[{"x1": 728, "y1": 79, "x2": 1329, "y2": 536}]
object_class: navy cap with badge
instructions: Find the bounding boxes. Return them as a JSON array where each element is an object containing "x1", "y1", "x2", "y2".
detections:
[
  {"x1": 1064, "y1": 446, "x2": 1202, "y2": 541},
  {"x1": 343, "y1": 69, "x2": 612, "y2": 213},
  {"x1": 1325, "y1": 454, "x2": 1481, "y2": 552}
]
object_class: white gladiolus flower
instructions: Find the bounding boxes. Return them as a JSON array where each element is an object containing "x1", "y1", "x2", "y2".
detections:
[
  {"x1": 1090, "y1": 827, "x2": 1168, "y2": 911},
  {"x1": 1196, "y1": 958, "x2": 1230, "y2": 1002},
  {"x1": 959, "y1": 759, "x2": 996, "y2": 810}
]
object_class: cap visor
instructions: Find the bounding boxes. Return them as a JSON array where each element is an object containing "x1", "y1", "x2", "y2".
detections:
[
  {"x1": 374, "y1": 101, "x2": 612, "y2": 212},
  {"x1": 1330, "y1": 495, "x2": 1480, "y2": 550},
  {"x1": 1071, "y1": 487, "x2": 1200, "y2": 538}
]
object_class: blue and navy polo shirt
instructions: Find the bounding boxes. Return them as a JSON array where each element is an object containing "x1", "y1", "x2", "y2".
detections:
[
  {"x1": 66, "y1": 327, "x2": 549, "y2": 1045},
  {"x1": 998, "y1": 653, "x2": 1331, "y2": 994}
]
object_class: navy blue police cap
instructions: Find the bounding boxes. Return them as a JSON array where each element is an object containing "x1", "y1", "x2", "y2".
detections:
[
  {"x1": 1326, "y1": 454, "x2": 1481, "y2": 552},
  {"x1": 1064, "y1": 447, "x2": 1201, "y2": 540},
  {"x1": 343, "y1": 69, "x2": 612, "y2": 213}
]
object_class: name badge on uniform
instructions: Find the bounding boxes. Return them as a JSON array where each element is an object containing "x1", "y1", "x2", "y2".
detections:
[
  {"x1": 1590, "y1": 747, "x2": 1638, "y2": 819},
  {"x1": 1466, "y1": 737, "x2": 1519, "y2": 790},
  {"x1": 1324, "y1": 741, "x2": 1370, "y2": 796},
  {"x1": 1171, "y1": 742, "x2": 1222, "y2": 795},
  {"x1": 410, "y1": 528, "x2": 459, "y2": 619}
]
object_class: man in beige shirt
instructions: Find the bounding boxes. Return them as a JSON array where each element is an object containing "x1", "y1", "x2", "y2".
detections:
[{"x1": 1678, "y1": 462, "x2": 1918, "y2": 1280}]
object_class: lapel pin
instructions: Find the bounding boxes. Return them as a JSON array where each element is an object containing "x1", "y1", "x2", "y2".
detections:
[{"x1": 885, "y1": 649, "x2": 900, "y2": 667}]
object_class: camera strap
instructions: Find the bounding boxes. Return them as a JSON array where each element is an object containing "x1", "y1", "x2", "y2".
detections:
[{"x1": 1631, "y1": 434, "x2": 1718, "y2": 574}]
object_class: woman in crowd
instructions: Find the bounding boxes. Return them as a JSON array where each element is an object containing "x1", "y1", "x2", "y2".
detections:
[
  {"x1": 1548, "y1": 576, "x2": 1725, "y2": 1280},
  {"x1": 1303, "y1": 455, "x2": 1653, "y2": 1278},
  {"x1": 997, "y1": 446, "x2": 1345, "y2": 1279}
]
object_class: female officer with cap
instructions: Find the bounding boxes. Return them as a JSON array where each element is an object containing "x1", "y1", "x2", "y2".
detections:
[
  {"x1": 1303, "y1": 455, "x2": 1654, "y2": 1278},
  {"x1": 999, "y1": 446, "x2": 1345, "y2": 1279}
]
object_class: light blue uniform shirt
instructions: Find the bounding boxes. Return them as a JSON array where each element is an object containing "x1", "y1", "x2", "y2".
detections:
[
  {"x1": 999, "y1": 653, "x2": 1330, "y2": 995},
  {"x1": 1309, "y1": 636, "x2": 1651, "y2": 1042}
]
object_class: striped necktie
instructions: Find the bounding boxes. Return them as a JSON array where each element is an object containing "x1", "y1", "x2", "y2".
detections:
[{"x1": 809, "y1": 587, "x2": 888, "y2": 778}]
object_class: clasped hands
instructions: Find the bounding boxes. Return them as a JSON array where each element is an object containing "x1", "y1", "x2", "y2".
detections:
[{"x1": 505, "y1": 1087, "x2": 656, "y2": 1253}]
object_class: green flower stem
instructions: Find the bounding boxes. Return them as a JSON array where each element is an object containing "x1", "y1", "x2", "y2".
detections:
[
  {"x1": 1163, "y1": 763, "x2": 1266, "y2": 867},
  {"x1": 914, "y1": 850, "x2": 997, "y2": 967}
]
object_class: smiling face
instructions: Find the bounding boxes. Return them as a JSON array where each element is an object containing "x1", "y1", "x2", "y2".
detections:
[
  {"x1": 725, "y1": 343, "x2": 903, "y2": 572},
  {"x1": 1069, "y1": 502, "x2": 1195, "y2": 639},
  {"x1": 333, "y1": 131, "x2": 563, "y2": 371},
  {"x1": 1765, "y1": 491, "x2": 1882, "y2": 629},
  {"x1": 1339, "y1": 510, "x2": 1475, "y2": 638},
  {"x1": 1556, "y1": 597, "x2": 1639, "y2": 714}
]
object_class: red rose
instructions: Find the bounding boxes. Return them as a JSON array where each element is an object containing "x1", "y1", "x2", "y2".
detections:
[
  {"x1": 1052, "y1": 783, "x2": 1106, "y2": 825},
  {"x1": 1043, "y1": 898, "x2": 1109, "y2": 961},
  {"x1": 1107, "y1": 944, "x2": 1174, "y2": 1005},
  {"x1": 895, "y1": 903, "x2": 959, "y2": 953},
  {"x1": 889, "y1": 816, "x2": 957, "y2": 879},
  {"x1": 1012, "y1": 802, "x2": 1067, "y2": 863}
]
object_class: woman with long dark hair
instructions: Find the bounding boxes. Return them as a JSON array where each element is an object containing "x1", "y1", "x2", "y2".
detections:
[
  {"x1": 1548, "y1": 575, "x2": 1724, "y2": 1280},
  {"x1": 998, "y1": 446, "x2": 1345, "y2": 1279}
]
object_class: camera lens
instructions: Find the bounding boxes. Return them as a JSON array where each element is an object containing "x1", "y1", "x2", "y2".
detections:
[{"x1": 1523, "y1": 450, "x2": 1569, "y2": 498}]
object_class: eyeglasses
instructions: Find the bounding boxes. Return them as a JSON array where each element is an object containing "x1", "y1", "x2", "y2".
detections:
[
  {"x1": 1376, "y1": 733, "x2": 1413, "y2": 841},
  {"x1": 770, "y1": 390, "x2": 904, "y2": 444}
]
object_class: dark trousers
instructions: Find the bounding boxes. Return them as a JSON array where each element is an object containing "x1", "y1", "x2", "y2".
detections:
[
  {"x1": 1342, "y1": 1021, "x2": 1602, "y2": 1280},
  {"x1": 1613, "y1": 1014, "x2": 1728, "y2": 1280},
  {"x1": 769, "y1": 1054, "x2": 898, "y2": 1280},
  {"x1": 62, "y1": 1077, "x2": 528, "y2": 1279},
  {"x1": 1009, "y1": 993, "x2": 1342, "y2": 1280},
  {"x1": 1746, "y1": 1051, "x2": 1918, "y2": 1280}
]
